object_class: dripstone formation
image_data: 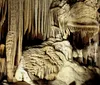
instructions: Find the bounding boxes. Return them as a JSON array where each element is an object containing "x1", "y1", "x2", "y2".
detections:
[{"x1": 0, "y1": 0, "x2": 100, "y2": 85}]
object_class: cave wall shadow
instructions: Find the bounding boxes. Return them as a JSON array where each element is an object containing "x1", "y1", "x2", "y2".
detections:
[{"x1": 82, "y1": 73, "x2": 100, "y2": 85}]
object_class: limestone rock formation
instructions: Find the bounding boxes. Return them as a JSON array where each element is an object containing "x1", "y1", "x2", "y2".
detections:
[
  {"x1": 14, "y1": 39, "x2": 100, "y2": 85},
  {"x1": 15, "y1": 40, "x2": 72, "y2": 85},
  {"x1": 49, "y1": 61, "x2": 100, "y2": 85},
  {"x1": 0, "y1": 0, "x2": 100, "y2": 84},
  {"x1": 14, "y1": 57, "x2": 100, "y2": 85}
]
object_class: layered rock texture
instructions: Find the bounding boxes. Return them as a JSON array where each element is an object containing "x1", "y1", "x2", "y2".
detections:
[
  {"x1": 0, "y1": 0, "x2": 100, "y2": 85},
  {"x1": 13, "y1": 40, "x2": 100, "y2": 85}
]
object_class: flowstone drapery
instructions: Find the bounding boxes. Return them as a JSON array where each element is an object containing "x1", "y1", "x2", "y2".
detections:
[{"x1": 15, "y1": 40, "x2": 72, "y2": 85}]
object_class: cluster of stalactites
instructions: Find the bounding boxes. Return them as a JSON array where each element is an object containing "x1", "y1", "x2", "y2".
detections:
[{"x1": 23, "y1": 0, "x2": 53, "y2": 40}]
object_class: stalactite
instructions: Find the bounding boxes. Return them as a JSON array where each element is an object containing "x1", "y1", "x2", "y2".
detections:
[
  {"x1": 23, "y1": 0, "x2": 52, "y2": 40},
  {"x1": 34, "y1": 0, "x2": 38, "y2": 37},
  {"x1": 0, "y1": 0, "x2": 100, "y2": 83},
  {"x1": 23, "y1": 0, "x2": 29, "y2": 35},
  {"x1": 43, "y1": 0, "x2": 47, "y2": 40},
  {"x1": 37, "y1": 0, "x2": 40, "y2": 34},
  {"x1": 41, "y1": 0, "x2": 44, "y2": 37},
  {"x1": 28, "y1": 0, "x2": 31, "y2": 35},
  {"x1": 46, "y1": 0, "x2": 51, "y2": 39},
  {"x1": 31, "y1": 0, "x2": 35, "y2": 38},
  {"x1": 17, "y1": 0, "x2": 23, "y2": 65}
]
